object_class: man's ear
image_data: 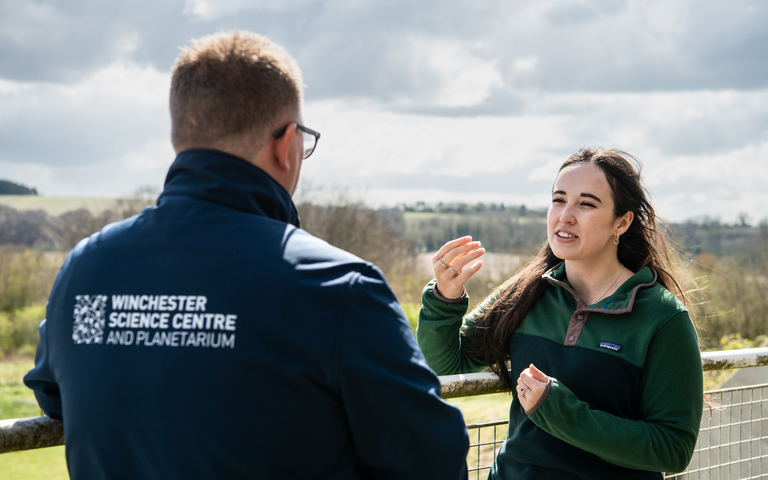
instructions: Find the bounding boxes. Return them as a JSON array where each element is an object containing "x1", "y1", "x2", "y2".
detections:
[{"x1": 273, "y1": 123, "x2": 298, "y2": 172}]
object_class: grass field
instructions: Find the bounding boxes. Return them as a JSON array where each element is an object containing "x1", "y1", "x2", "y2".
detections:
[{"x1": 0, "y1": 360, "x2": 68, "y2": 479}]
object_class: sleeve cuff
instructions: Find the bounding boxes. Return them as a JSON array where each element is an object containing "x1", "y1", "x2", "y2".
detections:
[{"x1": 432, "y1": 283, "x2": 467, "y2": 303}]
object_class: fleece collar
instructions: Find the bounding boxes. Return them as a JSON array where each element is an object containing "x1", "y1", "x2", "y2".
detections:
[
  {"x1": 158, "y1": 149, "x2": 300, "y2": 228},
  {"x1": 542, "y1": 261, "x2": 657, "y2": 313}
]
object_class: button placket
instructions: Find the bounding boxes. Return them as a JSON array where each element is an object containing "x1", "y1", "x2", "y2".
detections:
[{"x1": 564, "y1": 309, "x2": 589, "y2": 346}]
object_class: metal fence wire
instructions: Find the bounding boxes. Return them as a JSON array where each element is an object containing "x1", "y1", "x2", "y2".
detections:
[
  {"x1": 465, "y1": 383, "x2": 768, "y2": 479},
  {"x1": 465, "y1": 420, "x2": 508, "y2": 477}
]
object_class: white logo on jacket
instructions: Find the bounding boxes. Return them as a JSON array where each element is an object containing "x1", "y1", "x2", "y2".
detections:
[
  {"x1": 72, "y1": 295, "x2": 108, "y2": 344},
  {"x1": 70, "y1": 294, "x2": 237, "y2": 349}
]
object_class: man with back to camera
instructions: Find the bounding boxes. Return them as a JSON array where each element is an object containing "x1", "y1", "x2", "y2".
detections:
[{"x1": 24, "y1": 30, "x2": 469, "y2": 479}]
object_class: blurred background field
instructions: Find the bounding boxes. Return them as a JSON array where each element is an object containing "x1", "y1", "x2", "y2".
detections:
[
  {"x1": 0, "y1": 196, "x2": 117, "y2": 216},
  {"x1": 2, "y1": 190, "x2": 767, "y2": 357},
  {"x1": 1, "y1": 192, "x2": 766, "y2": 477}
]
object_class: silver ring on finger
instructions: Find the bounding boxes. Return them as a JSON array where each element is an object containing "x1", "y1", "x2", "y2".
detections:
[
  {"x1": 449, "y1": 265, "x2": 459, "y2": 275},
  {"x1": 439, "y1": 256, "x2": 449, "y2": 268}
]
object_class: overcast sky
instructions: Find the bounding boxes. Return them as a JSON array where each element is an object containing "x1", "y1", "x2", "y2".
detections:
[{"x1": 1, "y1": 0, "x2": 767, "y2": 223}]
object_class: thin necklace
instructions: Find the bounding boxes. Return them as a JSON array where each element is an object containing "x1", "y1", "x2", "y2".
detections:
[{"x1": 593, "y1": 264, "x2": 623, "y2": 304}]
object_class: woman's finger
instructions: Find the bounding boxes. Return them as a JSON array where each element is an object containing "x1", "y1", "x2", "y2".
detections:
[
  {"x1": 450, "y1": 247, "x2": 485, "y2": 271},
  {"x1": 455, "y1": 259, "x2": 483, "y2": 283},
  {"x1": 434, "y1": 266, "x2": 475, "y2": 299},
  {"x1": 439, "y1": 248, "x2": 484, "y2": 278},
  {"x1": 516, "y1": 378, "x2": 533, "y2": 407},
  {"x1": 432, "y1": 237, "x2": 485, "y2": 300},
  {"x1": 528, "y1": 364, "x2": 550, "y2": 383},
  {"x1": 433, "y1": 236, "x2": 473, "y2": 262},
  {"x1": 433, "y1": 241, "x2": 481, "y2": 277},
  {"x1": 437, "y1": 241, "x2": 481, "y2": 267}
]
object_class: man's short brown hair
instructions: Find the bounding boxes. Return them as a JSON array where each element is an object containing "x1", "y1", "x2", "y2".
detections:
[{"x1": 170, "y1": 30, "x2": 303, "y2": 155}]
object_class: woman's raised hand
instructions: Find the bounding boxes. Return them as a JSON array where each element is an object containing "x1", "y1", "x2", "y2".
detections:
[{"x1": 432, "y1": 236, "x2": 485, "y2": 300}]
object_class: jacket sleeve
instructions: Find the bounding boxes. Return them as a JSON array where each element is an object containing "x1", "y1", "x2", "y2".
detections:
[
  {"x1": 337, "y1": 270, "x2": 469, "y2": 480},
  {"x1": 528, "y1": 311, "x2": 703, "y2": 473},
  {"x1": 23, "y1": 245, "x2": 82, "y2": 421},
  {"x1": 23, "y1": 317, "x2": 63, "y2": 421},
  {"x1": 415, "y1": 279, "x2": 494, "y2": 375}
]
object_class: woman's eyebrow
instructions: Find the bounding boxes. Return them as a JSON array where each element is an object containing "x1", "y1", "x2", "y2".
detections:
[
  {"x1": 552, "y1": 190, "x2": 603, "y2": 204},
  {"x1": 580, "y1": 193, "x2": 603, "y2": 203}
]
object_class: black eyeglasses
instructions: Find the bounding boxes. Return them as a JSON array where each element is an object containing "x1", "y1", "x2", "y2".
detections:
[{"x1": 272, "y1": 123, "x2": 321, "y2": 159}]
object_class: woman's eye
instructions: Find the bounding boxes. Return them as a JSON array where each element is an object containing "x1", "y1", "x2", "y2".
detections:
[
  {"x1": 552, "y1": 198, "x2": 564, "y2": 204},
  {"x1": 581, "y1": 202, "x2": 595, "y2": 208}
]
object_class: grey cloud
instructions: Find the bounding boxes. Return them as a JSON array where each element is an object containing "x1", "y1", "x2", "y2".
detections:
[
  {"x1": 521, "y1": 1, "x2": 768, "y2": 93},
  {"x1": 545, "y1": 4, "x2": 603, "y2": 26},
  {"x1": 2, "y1": 0, "x2": 767, "y2": 101},
  {"x1": 0, "y1": 0, "x2": 184, "y2": 82},
  {"x1": 0, "y1": 86, "x2": 170, "y2": 167},
  {"x1": 653, "y1": 115, "x2": 768, "y2": 156},
  {"x1": 545, "y1": 0, "x2": 629, "y2": 25},
  {"x1": 393, "y1": 90, "x2": 526, "y2": 117}
]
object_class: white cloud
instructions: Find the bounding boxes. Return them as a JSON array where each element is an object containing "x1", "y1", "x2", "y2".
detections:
[
  {"x1": 410, "y1": 37, "x2": 503, "y2": 108},
  {"x1": 182, "y1": 0, "x2": 318, "y2": 20},
  {"x1": 0, "y1": 77, "x2": 33, "y2": 95},
  {"x1": 302, "y1": 99, "x2": 559, "y2": 182},
  {"x1": 115, "y1": 32, "x2": 141, "y2": 55},
  {"x1": 301, "y1": 85, "x2": 768, "y2": 223},
  {"x1": 121, "y1": 139, "x2": 176, "y2": 172},
  {"x1": 0, "y1": 60, "x2": 170, "y2": 167},
  {"x1": 512, "y1": 56, "x2": 539, "y2": 74}
]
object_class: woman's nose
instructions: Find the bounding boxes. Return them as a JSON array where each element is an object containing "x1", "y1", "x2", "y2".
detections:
[{"x1": 559, "y1": 203, "x2": 576, "y2": 223}]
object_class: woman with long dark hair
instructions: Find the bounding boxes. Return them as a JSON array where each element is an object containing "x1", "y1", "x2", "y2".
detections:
[{"x1": 417, "y1": 147, "x2": 703, "y2": 479}]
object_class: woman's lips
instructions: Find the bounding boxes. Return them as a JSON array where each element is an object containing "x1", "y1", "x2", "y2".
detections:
[{"x1": 555, "y1": 231, "x2": 578, "y2": 242}]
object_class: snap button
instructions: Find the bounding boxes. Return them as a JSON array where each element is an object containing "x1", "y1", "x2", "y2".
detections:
[
  {"x1": 577, "y1": 314, "x2": 584, "y2": 320},
  {"x1": 569, "y1": 335, "x2": 575, "y2": 342}
]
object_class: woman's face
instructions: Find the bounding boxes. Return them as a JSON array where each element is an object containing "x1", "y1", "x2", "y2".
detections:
[{"x1": 547, "y1": 163, "x2": 631, "y2": 265}]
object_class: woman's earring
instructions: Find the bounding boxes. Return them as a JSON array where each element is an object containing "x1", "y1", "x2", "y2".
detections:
[{"x1": 614, "y1": 235, "x2": 620, "y2": 245}]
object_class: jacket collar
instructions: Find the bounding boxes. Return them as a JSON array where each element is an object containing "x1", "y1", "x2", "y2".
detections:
[
  {"x1": 158, "y1": 149, "x2": 300, "y2": 228},
  {"x1": 542, "y1": 261, "x2": 657, "y2": 313}
]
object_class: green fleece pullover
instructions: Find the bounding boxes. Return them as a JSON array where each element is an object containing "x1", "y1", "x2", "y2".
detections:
[{"x1": 417, "y1": 264, "x2": 703, "y2": 479}]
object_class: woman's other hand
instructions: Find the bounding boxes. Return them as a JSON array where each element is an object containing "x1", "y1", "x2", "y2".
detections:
[
  {"x1": 432, "y1": 236, "x2": 485, "y2": 300},
  {"x1": 517, "y1": 364, "x2": 551, "y2": 412}
]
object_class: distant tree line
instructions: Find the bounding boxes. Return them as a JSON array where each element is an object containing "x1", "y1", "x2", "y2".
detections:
[
  {"x1": 2, "y1": 196, "x2": 768, "y2": 350},
  {"x1": 0, "y1": 180, "x2": 38, "y2": 196},
  {"x1": 404, "y1": 212, "x2": 547, "y2": 253},
  {"x1": 401, "y1": 201, "x2": 546, "y2": 218},
  {"x1": 668, "y1": 219, "x2": 768, "y2": 257},
  {"x1": 2, "y1": 197, "x2": 766, "y2": 258},
  {"x1": 297, "y1": 201, "x2": 411, "y2": 275},
  {"x1": 0, "y1": 198, "x2": 155, "y2": 250},
  {"x1": 399, "y1": 201, "x2": 768, "y2": 256}
]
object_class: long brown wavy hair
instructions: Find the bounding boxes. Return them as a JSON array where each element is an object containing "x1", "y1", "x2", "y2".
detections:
[{"x1": 467, "y1": 147, "x2": 694, "y2": 391}]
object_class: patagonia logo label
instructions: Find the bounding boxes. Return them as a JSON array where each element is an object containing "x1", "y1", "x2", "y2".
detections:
[{"x1": 599, "y1": 341, "x2": 622, "y2": 352}]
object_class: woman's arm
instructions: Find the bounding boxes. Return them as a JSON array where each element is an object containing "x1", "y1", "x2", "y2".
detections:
[
  {"x1": 416, "y1": 237, "x2": 490, "y2": 375},
  {"x1": 417, "y1": 279, "x2": 497, "y2": 376}
]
